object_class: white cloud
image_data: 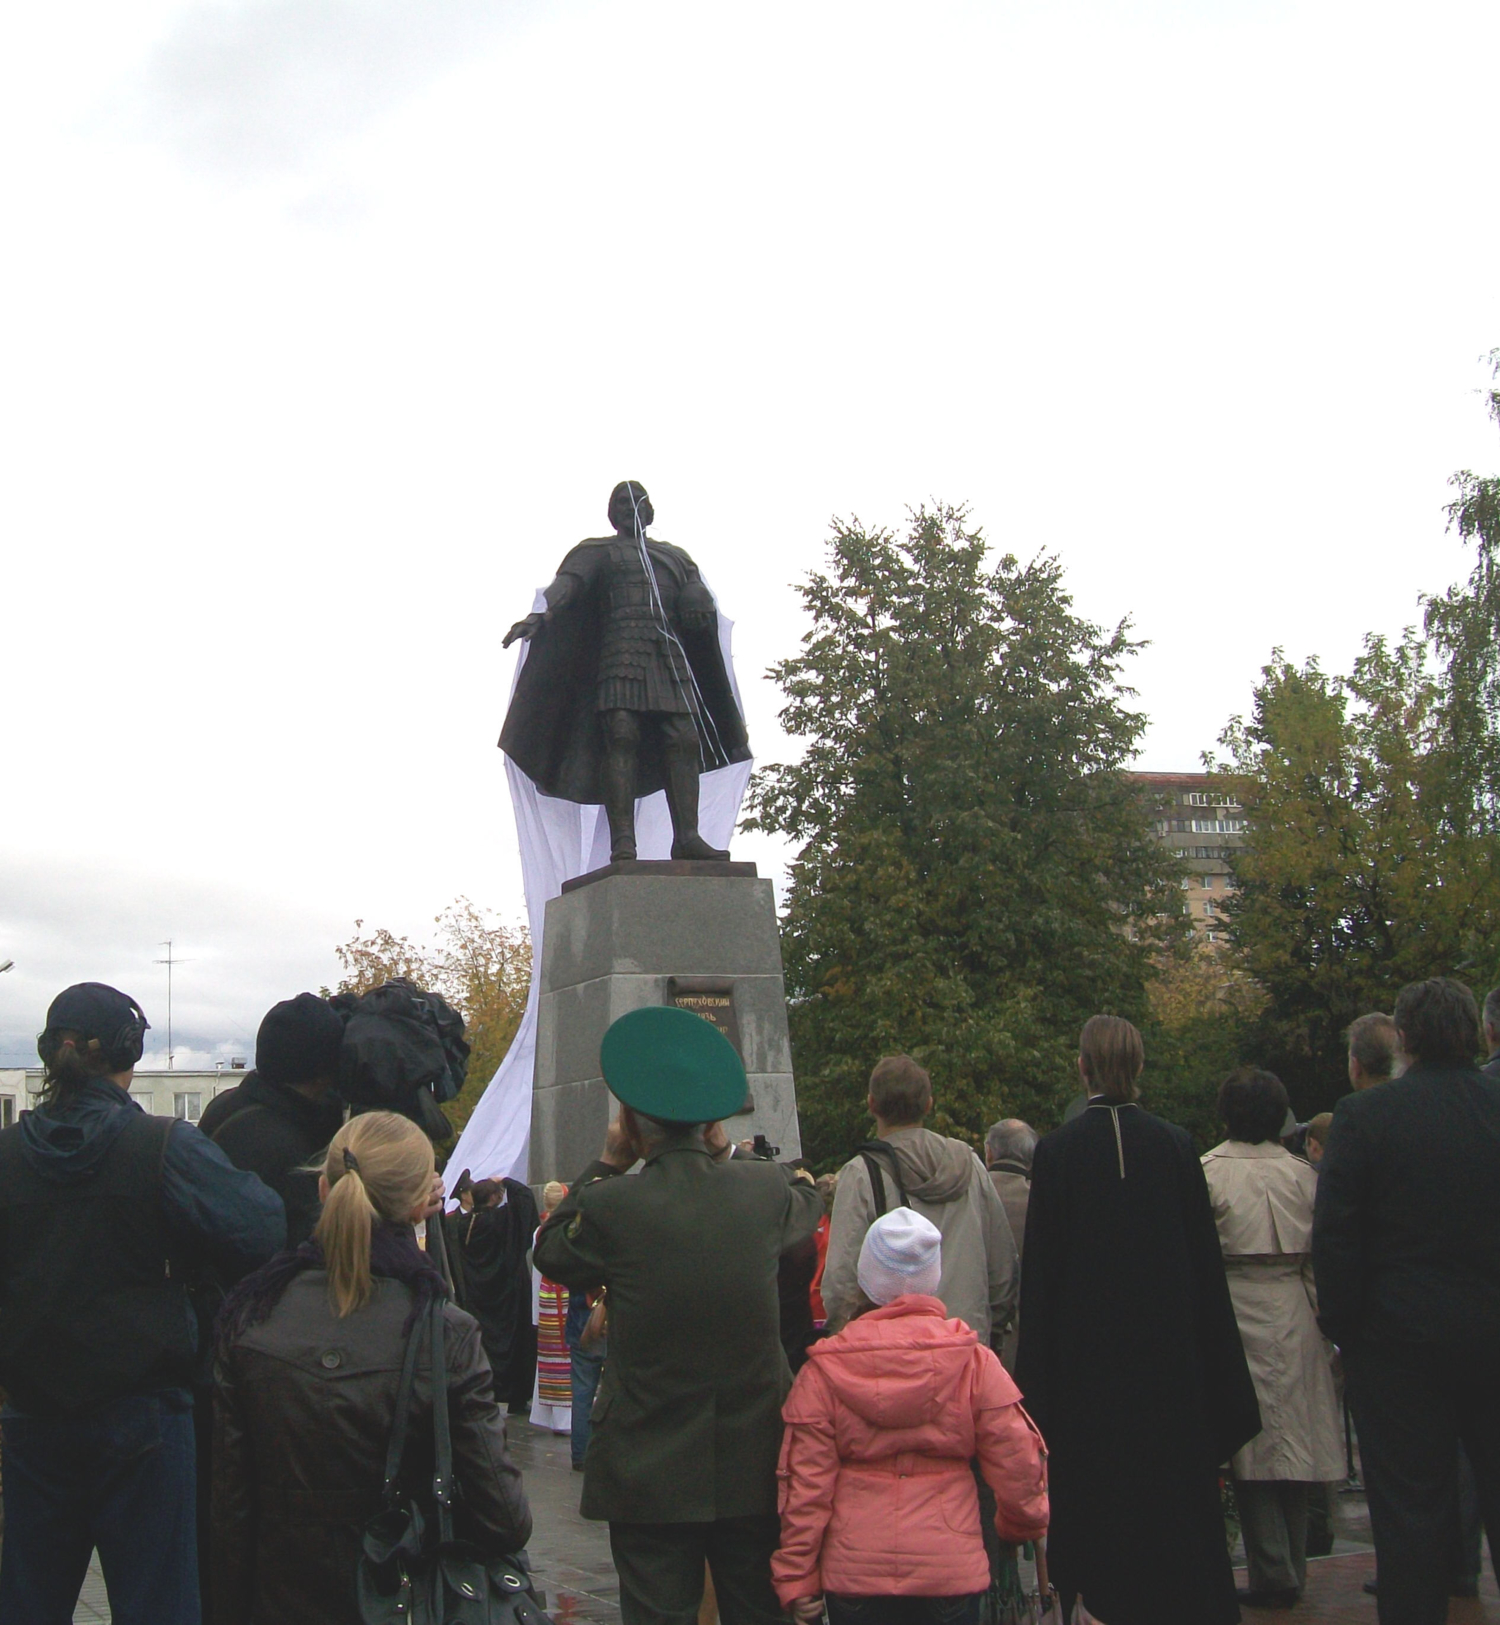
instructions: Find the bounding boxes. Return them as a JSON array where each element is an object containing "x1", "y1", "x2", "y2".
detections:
[
  {"x1": 138, "y1": 0, "x2": 545, "y2": 178},
  {"x1": 0, "y1": 852, "x2": 365, "y2": 1066}
]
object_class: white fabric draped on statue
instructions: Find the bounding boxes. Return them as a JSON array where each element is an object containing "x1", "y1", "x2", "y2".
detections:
[{"x1": 445, "y1": 587, "x2": 752, "y2": 1188}]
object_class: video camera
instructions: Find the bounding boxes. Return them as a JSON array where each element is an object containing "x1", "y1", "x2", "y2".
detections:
[{"x1": 329, "y1": 979, "x2": 470, "y2": 1144}]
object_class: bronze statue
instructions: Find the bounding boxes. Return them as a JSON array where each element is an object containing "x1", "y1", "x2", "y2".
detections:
[{"x1": 499, "y1": 482, "x2": 750, "y2": 862}]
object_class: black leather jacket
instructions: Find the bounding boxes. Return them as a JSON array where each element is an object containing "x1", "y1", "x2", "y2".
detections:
[{"x1": 212, "y1": 1271, "x2": 531, "y2": 1625}]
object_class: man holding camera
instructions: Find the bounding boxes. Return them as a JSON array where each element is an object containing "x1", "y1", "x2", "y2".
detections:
[
  {"x1": 535, "y1": 1006, "x2": 822, "y2": 1625},
  {"x1": 199, "y1": 992, "x2": 346, "y2": 1252}
]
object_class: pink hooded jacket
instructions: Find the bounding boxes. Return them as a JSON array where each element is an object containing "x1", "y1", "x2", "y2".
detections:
[{"x1": 772, "y1": 1295, "x2": 1048, "y2": 1604}]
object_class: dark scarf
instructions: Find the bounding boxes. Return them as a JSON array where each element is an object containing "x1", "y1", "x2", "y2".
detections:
[{"x1": 218, "y1": 1221, "x2": 447, "y2": 1351}]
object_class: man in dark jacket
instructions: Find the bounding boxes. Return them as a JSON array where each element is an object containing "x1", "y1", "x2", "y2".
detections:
[
  {"x1": 199, "y1": 992, "x2": 346, "y2": 1252},
  {"x1": 1314, "y1": 976, "x2": 1500, "y2": 1625},
  {"x1": 192, "y1": 991, "x2": 346, "y2": 1615},
  {"x1": 535, "y1": 1006, "x2": 821, "y2": 1625},
  {"x1": 0, "y1": 983, "x2": 285, "y2": 1625}
]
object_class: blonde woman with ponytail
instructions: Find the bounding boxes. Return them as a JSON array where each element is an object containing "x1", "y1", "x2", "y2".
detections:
[{"x1": 211, "y1": 1113, "x2": 532, "y2": 1625}]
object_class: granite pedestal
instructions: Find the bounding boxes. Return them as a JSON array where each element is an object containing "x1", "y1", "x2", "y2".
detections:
[{"x1": 531, "y1": 863, "x2": 800, "y2": 1183}]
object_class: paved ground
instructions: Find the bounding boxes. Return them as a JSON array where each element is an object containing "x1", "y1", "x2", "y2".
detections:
[
  {"x1": 1235, "y1": 1552, "x2": 1500, "y2": 1623},
  {"x1": 509, "y1": 1417, "x2": 622, "y2": 1625},
  {"x1": 1231, "y1": 1482, "x2": 1498, "y2": 1623},
  {"x1": 63, "y1": 1436, "x2": 1498, "y2": 1624}
]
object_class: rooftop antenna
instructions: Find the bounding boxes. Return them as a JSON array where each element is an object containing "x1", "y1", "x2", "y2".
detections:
[{"x1": 153, "y1": 940, "x2": 191, "y2": 1070}]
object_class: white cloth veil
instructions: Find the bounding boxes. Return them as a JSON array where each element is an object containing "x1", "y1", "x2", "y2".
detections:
[{"x1": 445, "y1": 586, "x2": 752, "y2": 1187}]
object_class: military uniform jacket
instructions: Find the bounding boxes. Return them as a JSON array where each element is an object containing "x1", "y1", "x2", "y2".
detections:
[{"x1": 533, "y1": 1144, "x2": 822, "y2": 1524}]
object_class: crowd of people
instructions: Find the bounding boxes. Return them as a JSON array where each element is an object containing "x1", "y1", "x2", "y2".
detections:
[{"x1": 0, "y1": 972, "x2": 1496, "y2": 1625}]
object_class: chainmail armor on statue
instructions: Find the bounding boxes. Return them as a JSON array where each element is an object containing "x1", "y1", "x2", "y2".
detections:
[{"x1": 595, "y1": 540, "x2": 694, "y2": 716}]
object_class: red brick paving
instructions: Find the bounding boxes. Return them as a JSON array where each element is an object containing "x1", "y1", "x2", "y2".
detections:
[{"x1": 1235, "y1": 1554, "x2": 1499, "y2": 1623}]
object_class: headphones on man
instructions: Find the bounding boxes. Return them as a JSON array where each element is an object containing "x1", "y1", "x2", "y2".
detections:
[{"x1": 108, "y1": 999, "x2": 149, "y2": 1068}]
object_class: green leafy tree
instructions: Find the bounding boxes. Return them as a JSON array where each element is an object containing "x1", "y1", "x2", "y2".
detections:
[
  {"x1": 1213, "y1": 355, "x2": 1500, "y2": 1110},
  {"x1": 1431, "y1": 348, "x2": 1500, "y2": 829},
  {"x1": 1141, "y1": 943, "x2": 1267, "y2": 1147},
  {"x1": 746, "y1": 505, "x2": 1183, "y2": 1167}
]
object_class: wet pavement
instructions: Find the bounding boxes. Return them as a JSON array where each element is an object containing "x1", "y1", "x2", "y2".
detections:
[
  {"x1": 508, "y1": 1416, "x2": 623, "y2": 1625},
  {"x1": 1235, "y1": 1551, "x2": 1499, "y2": 1623},
  {"x1": 1231, "y1": 1481, "x2": 1497, "y2": 1624}
]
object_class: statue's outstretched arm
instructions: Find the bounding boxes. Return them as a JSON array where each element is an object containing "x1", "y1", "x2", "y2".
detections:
[{"x1": 502, "y1": 568, "x2": 586, "y2": 648}]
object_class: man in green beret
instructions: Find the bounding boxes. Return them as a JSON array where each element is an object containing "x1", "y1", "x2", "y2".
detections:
[{"x1": 534, "y1": 1005, "x2": 822, "y2": 1625}]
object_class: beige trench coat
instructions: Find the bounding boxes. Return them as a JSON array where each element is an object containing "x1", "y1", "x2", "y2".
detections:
[{"x1": 1201, "y1": 1140, "x2": 1344, "y2": 1482}]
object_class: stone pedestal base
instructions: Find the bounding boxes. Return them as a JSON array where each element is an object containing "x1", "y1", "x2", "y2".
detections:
[{"x1": 530, "y1": 866, "x2": 800, "y2": 1184}]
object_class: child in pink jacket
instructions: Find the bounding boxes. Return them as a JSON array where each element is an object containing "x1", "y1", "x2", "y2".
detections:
[{"x1": 773, "y1": 1208, "x2": 1049, "y2": 1625}]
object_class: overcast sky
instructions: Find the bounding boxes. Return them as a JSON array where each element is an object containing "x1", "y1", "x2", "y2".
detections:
[{"x1": 3, "y1": 0, "x2": 1498, "y2": 1065}]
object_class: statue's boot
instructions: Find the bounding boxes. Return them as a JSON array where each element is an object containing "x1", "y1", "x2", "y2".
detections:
[
  {"x1": 601, "y1": 748, "x2": 638, "y2": 863},
  {"x1": 665, "y1": 746, "x2": 730, "y2": 861}
]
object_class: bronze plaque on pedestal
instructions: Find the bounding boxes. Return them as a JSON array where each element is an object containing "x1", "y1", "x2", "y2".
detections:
[{"x1": 666, "y1": 977, "x2": 752, "y2": 1114}]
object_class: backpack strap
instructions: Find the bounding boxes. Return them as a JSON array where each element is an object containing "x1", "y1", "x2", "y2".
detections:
[
  {"x1": 206, "y1": 1101, "x2": 271, "y2": 1145},
  {"x1": 148, "y1": 1114, "x2": 180, "y2": 1280},
  {"x1": 150, "y1": 1111, "x2": 177, "y2": 1183},
  {"x1": 857, "y1": 1140, "x2": 908, "y2": 1217}
]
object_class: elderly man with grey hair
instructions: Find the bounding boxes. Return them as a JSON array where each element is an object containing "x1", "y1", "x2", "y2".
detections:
[{"x1": 985, "y1": 1118, "x2": 1037, "y2": 1374}]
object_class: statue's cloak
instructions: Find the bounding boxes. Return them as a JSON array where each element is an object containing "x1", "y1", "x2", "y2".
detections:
[{"x1": 498, "y1": 538, "x2": 750, "y2": 805}]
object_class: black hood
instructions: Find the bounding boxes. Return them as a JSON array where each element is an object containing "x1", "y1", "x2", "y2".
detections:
[{"x1": 18, "y1": 1079, "x2": 143, "y2": 1185}]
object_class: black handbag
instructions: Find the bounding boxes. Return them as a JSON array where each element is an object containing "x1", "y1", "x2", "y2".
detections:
[{"x1": 357, "y1": 1296, "x2": 550, "y2": 1625}]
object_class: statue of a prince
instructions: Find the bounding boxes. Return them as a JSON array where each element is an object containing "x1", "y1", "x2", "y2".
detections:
[{"x1": 499, "y1": 481, "x2": 751, "y2": 863}]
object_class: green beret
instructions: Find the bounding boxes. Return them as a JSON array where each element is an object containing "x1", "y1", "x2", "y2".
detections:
[{"x1": 600, "y1": 1005, "x2": 747, "y2": 1125}]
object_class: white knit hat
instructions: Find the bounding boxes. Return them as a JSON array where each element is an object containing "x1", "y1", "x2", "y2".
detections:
[{"x1": 856, "y1": 1208, "x2": 943, "y2": 1305}]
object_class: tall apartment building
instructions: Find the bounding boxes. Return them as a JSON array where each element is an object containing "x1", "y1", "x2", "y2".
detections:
[{"x1": 1127, "y1": 771, "x2": 1247, "y2": 941}]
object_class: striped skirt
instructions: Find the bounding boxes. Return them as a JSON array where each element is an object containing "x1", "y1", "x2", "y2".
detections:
[{"x1": 531, "y1": 1275, "x2": 572, "y2": 1428}]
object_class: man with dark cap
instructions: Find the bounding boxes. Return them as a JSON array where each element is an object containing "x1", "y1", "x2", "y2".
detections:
[
  {"x1": 0, "y1": 982, "x2": 284, "y2": 1625},
  {"x1": 199, "y1": 991, "x2": 346, "y2": 1251},
  {"x1": 535, "y1": 1005, "x2": 822, "y2": 1625}
]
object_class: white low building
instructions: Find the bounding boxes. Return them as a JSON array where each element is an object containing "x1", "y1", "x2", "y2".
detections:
[{"x1": 0, "y1": 1067, "x2": 250, "y2": 1128}]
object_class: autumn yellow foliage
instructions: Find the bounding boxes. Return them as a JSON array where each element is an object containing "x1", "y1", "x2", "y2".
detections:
[{"x1": 331, "y1": 897, "x2": 531, "y2": 1137}]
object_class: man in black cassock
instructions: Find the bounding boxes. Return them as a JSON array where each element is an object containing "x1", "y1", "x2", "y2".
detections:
[
  {"x1": 1016, "y1": 1018, "x2": 1260, "y2": 1625},
  {"x1": 445, "y1": 1175, "x2": 539, "y2": 1411},
  {"x1": 500, "y1": 481, "x2": 750, "y2": 864}
]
